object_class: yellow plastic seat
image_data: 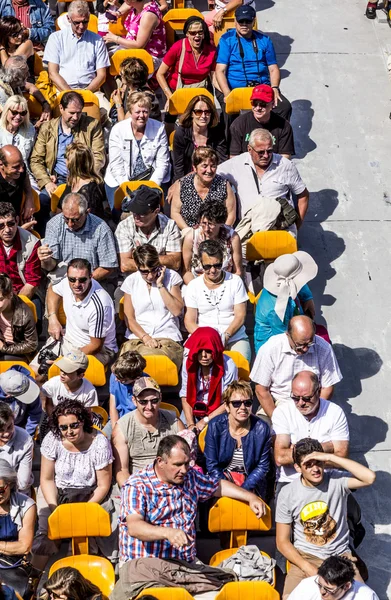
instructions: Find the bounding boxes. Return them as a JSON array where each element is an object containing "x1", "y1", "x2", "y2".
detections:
[
  {"x1": 108, "y1": 15, "x2": 127, "y2": 37},
  {"x1": 21, "y1": 189, "x2": 40, "y2": 218},
  {"x1": 213, "y1": 15, "x2": 257, "y2": 45},
  {"x1": 223, "y1": 350, "x2": 250, "y2": 381},
  {"x1": 138, "y1": 589, "x2": 194, "y2": 600},
  {"x1": 53, "y1": 90, "x2": 101, "y2": 121},
  {"x1": 49, "y1": 355, "x2": 106, "y2": 386},
  {"x1": 198, "y1": 424, "x2": 207, "y2": 453},
  {"x1": 55, "y1": 12, "x2": 98, "y2": 32},
  {"x1": 18, "y1": 294, "x2": 37, "y2": 323},
  {"x1": 246, "y1": 231, "x2": 298, "y2": 262},
  {"x1": 225, "y1": 87, "x2": 254, "y2": 115},
  {"x1": 163, "y1": 9, "x2": 203, "y2": 47},
  {"x1": 160, "y1": 401, "x2": 180, "y2": 417},
  {"x1": 34, "y1": 52, "x2": 44, "y2": 77},
  {"x1": 26, "y1": 94, "x2": 43, "y2": 119},
  {"x1": 0, "y1": 361, "x2": 35, "y2": 377},
  {"x1": 58, "y1": 298, "x2": 67, "y2": 326},
  {"x1": 49, "y1": 556, "x2": 114, "y2": 597},
  {"x1": 109, "y1": 48, "x2": 154, "y2": 76},
  {"x1": 143, "y1": 355, "x2": 179, "y2": 387},
  {"x1": 14, "y1": 593, "x2": 23, "y2": 600},
  {"x1": 91, "y1": 405, "x2": 109, "y2": 428},
  {"x1": 50, "y1": 183, "x2": 67, "y2": 213},
  {"x1": 215, "y1": 581, "x2": 279, "y2": 600},
  {"x1": 169, "y1": 129, "x2": 175, "y2": 151},
  {"x1": 168, "y1": 87, "x2": 214, "y2": 116},
  {"x1": 114, "y1": 180, "x2": 163, "y2": 211}
]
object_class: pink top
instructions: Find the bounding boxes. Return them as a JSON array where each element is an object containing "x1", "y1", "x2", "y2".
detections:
[
  {"x1": 0, "y1": 313, "x2": 13, "y2": 344},
  {"x1": 124, "y1": 1, "x2": 166, "y2": 60}
]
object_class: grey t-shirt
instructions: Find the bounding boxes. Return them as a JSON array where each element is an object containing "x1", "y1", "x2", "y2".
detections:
[{"x1": 276, "y1": 472, "x2": 351, "y2": 558}]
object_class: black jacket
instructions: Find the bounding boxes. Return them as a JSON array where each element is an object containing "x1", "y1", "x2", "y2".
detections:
[{"x1": 172, "y1": 124, "x2": 228, "y2": 182}]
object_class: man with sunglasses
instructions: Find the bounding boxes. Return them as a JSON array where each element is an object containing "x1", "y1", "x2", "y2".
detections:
[{"x1": 229, "y1": 84, "x2": 294, "y2": 158}]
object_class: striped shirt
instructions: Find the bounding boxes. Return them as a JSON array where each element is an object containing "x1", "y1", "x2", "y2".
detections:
[
  {"x1": 119, "y1": 463, "x2": 219, "y2": 563},
  {"x1": 227, "y1": 446, "x2": 245, "y2": 472}
]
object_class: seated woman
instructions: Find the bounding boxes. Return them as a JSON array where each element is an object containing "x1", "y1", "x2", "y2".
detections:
[
  {"x1": 0, "y1": 402, "x2": 33, "y2": 494},
  {"x1": 184, "y1": 239, "x2": 251, "y2": 362},
  {"x1": 254, "y1": 251, "x2": 317, "y2": 352},
  {"x1": 32, "y1": 399, "x2": 114, "y2": 569},
  {"x1": 0, "y1": 459, "x2": 36, "y2": 598},
  {"x1": 104, "y1": 91, "x2": 170, "y2": 210},
  {"x1": 0, "y1": 273, "x2": 38, "y2": 362},
  {"x1": 182, "y1": 201, "x2": 243, "y2": 285},
  {"x1": 109, "y1": 350, "x2": 147, "y2": 428},
  {"x1": 112, "y1": 376, "x2": 184, "y2": 487},
  {"x1": 41, "y1": 567, "x2": 109, "y2": 600},
  {"x1": 0, "y1": 96, "x2": 35, "y2": 185},
  {"x1": 170, "y1": 95, "x2": 227, "y2": 182},
  {"x1": 171, "y1": 147, "x2": 235, "y2": 232},
  {"x1": 180, "y1": 326, "x2": 237, "y2": 433},
  {"x1": 57, "y1": 142, "x2": 106, "y2": 219},
  {"x1": 110, "y1": 56, "x2": 160, "y2": 124},
  {"x1": 204, "y1": 380, "x2": 270, "y2": 497},
  {"x1": 0, "y1": 18, "x2": 34, "y2": 81},
  {"x1": 121, "y1": 244, "x2": 183, "y2": 370}
]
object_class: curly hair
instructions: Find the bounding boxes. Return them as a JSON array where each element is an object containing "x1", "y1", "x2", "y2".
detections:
[{"x1": 49, "y1": 398, "x2": 93, "y2": 438}]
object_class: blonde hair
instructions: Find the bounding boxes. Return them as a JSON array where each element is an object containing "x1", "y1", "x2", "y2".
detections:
[
  {"x1": 0, "y1": 94, "x2": 29, "y2": 130},
  {"x1": 65, "y1": 141, "x2": 102, "y2": 188},
  {"x1": 222, "y1": 380, "x2": 253, "y2": 404},
  {"x1": 126, "y1": 91, "x2": 152, "y2": 113}
]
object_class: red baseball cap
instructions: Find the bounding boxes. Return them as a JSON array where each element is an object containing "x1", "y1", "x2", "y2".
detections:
[{"x1": 250, "y1": 84, "x2": 274, "y2": 103}]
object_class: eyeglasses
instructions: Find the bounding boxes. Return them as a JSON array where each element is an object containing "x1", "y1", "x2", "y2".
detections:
[
  {"x1": 63, "y1": 215, "x2": 82, "y2": 224},
  {"x1": 251, "y1": 100, "x2": 268, "y2": 109},
  {"x1": 290, "y1": 336, "x2": 316, "y2": 351},
  {"x1": 237, "y1": 19, "x2": 253, "y2": 24},
  {"x1": 249, "y1": 146, "x2": 274, "y2": 156},
  {"x1": 315, "y1": 577, "x2": 346, "y2": 596},
  {"x1": 0, "y1": 483, "x2": 9, "y2": 495},
  {"x1": 139, "y1": 266, "x2": 159, "y2": 275},
  {"x1": 70, "y1": 18, "x2": 89, "y2": 26},
  {"x1": 59, "y1": 422, "x2": 81, "y2": 432},
  {"x1": 136, "y1": 398, "x2": 160, "y2": 406},
  {"x1": 229, "y1": 399, "x2": 253, "y2": 409},
  {"x1": 10, "y1": 28, "x2": 24, "y2": 37},
  {"x1": 10, "y1": 109, "x2": 27, "y2": 117},
  {"x1": 202, "y1": 262, "x2": 223, "y2": 271},
  {"x1": 187, "y1": 30, "x2": 204, "y2": 36},
  {"x1": 193, "y1": 109, "x2": 212, "y2": 117},
  {"x1": 291, "y1": 389, "x2": 319, "y2": 403},
  {"x1": 0, "y1": 220, "x2": 16, "y2": 230},
  {"x1": 68, "y1": 276, "x2": 88, "y2": 284}
]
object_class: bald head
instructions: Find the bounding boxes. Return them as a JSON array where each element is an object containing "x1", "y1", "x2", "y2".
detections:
[
  {"x1": 291, "y1": 371, "x2": 320, "y2": 416},
  {"x1": 0, "y1": 146, "x2": 23, "y2": 165},
  {"x1": 0, "y1": 146, "x2": 25, "y2": 182},
  {"x1": 287, "y1": 316, "x2": 316, "y2": 354}
]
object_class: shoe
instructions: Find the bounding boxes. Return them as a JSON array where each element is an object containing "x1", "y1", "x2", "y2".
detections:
[{"x1": 365, "y1": 2, "x2": 377, "y2": 18}]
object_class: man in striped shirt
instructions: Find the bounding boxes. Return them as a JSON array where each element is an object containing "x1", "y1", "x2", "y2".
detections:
[{"x1": 119, "y1": 435, "x2": 267, "y2": 564}]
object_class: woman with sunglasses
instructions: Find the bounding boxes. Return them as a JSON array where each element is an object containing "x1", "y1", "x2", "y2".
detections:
[
  {"x1": 0, "y1": 95, "x2": 35, "y2": 184},
  {"x1": 0, "y1": 17, "x2": 34, "y2": 81},
  {"x1": 32, "y1": 399, "x2": 114, "y2": 569},
  {"x1": 171, "y1": 146, "x2": 235, "y2": 233},
  {"x1": 204, "y1": 380, "x2": 270, "y2": 497},
  {"x1": 170, "y1": 95, "x2": 227, "y2": 183},
  {"x1": 41, "y1": 567, "x2": 108, "y2": 600},
  {"x1": 121, "y1": 243, "x2": 184, "y2": 370}
]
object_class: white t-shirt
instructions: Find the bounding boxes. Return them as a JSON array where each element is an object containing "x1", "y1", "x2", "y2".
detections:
[
  {"x1": 185, "y1": 272, "x2": 248, "y2": 343},
  {"x1": 121, "y1": 269, "x2": 183, "y2": 342},
  {"x1": 288, "y1": 577, "x2": 379, "y2": 600},
  {"x1": 272, "y1": 398, "x2": 349, "y2": 482},
  {"x1": 53, "y1": 278, "x2": 118, "y2": 352},
  {"x1": 41, "y1": 376, "x2": 98, "y2": 408}
]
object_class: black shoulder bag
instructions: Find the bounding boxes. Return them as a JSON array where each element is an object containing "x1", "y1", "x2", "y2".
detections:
[{"x1": 128, "y1": 138, "x2": 154, "y2": 182}]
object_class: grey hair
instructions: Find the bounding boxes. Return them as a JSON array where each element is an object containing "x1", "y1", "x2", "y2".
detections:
[
  {"x1": 68, "y1": 0, "x2": 90, "y2": 15},
  {"x1": 2, "y1": 56, "x2": 29, "y2": 85},
  {"x1": 62, "y1": 193, "x2": 88, "y2": 215},
  {"x1": 0, "y1": 459, "x2": 17, "y2": 491},
  {"x1": 248, "y1": 128, "x2": 274, "y2": 147}
]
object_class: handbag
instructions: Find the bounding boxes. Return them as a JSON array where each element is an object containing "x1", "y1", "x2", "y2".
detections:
[
  {"x1": 128, "y1": 138, "x2": 154, "y2": 182},
  {"x1": 0, "y1": 554, "x2": 41, "y2": 600},
  {"x1": 176, "y1": 39, "x2": 210, "y2": 90},
  {"x1": 224, "y1": 470, "x2": 246, "y2": 486}
]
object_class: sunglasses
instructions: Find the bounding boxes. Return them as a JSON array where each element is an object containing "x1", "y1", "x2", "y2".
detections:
[
  {"x1": 193, "y1": 109, "x2": 212, "y2": 117},
  {"x1": 249, "y1": 146, "x2": 273, "y2": 156},
  {"x1": 0, "y1": 220, "x2": 16, "y2": 230},
  {"x1": 202, "y1": 262, "x2": 223, "y2": 271},
  {"x1": 10, "y1": 109, "x2": 27, "y2": 117},
  {"x1": 136, "y1": 398, "x2": 160, "y2": 406},
  {"x1": 229, "y1": 399, "x2": 253, "y2": 409},
  {"x1": 68, "y1": 276, "x2": 88, "y2": 284},
  {"x1": 251, "y1": 100, "x2": 268, "y2": 109},
  {"x1": 59, "y1": 422, "x2": 81, "y2": 432},
  {"x1": 10, "y1": 28, "x2": 24, "y2": 37},
  {"x1": 290, "y1": 336, "x2": 316, "y2": 351},
  {"x1": 0, "y1": 483, "x2": 9, "y2": 495},
  {"x1": 63, "y1": 215, "x2": 82, "y2": 224},
  {"x1": 291, "y1": 389, "x2": 319, "y2": 403},
  {"x1": 237, "y1": 19, "x2": 253, "y2": 24},
  {"x1": 70, "y1": 18, "x2": 89, "y2": 25},
  {"x1": 187, "y1": 30, "x2": 204, "y2": 36},
  {"x1": 139, "y1": 266, "x2": 159, "y2": 275}
]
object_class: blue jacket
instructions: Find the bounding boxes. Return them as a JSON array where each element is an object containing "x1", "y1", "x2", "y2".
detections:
[
  {"x1": 0, "y1": 0, "x2": 54, "y2": 45},
  {"x1": 0, "y1": 365, "x2": 42, "y2": 436},
  {"x1": 204, "y1": 413, "x2": 271, "y2": 498}
]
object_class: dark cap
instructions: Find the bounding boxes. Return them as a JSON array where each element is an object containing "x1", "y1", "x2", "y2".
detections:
[
  {"x1": 128, "y1": 185, "x2": 162, "y2": 215},
  {"x1": 235, "y1": 4, "x2": 256, "y2": 21}
]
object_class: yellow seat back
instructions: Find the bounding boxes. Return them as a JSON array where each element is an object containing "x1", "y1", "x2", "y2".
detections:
[
  {"x1": 53, "y1": 90, "x2": 101, "y2": 121},
  {"x1": 246, "y1": 231, "x2": 298, "y2": 262},
  {"x1": 215, "y1": 581, "x2": 279, "y2": 600},
  {"x1": 33, "y1": 52, "x2": 44, "y2": 77},
  {"x1": 160, "y1": 402, "x2": 180, "y2": 417},
  {"x1": 108, "y1": 15, "x2": 127, "y2": 37},
  {"x1": 49, "y1": 555, "x2": 115, "y2": 597},
  {"x1": 114, "y1": 180, "x2": 163, "y2": 211},
  {"x1": 48, "y1": 503, "x2": 111, "y2": 555},
  {"x1": 214, "y1": 15, "x2": 257, "y2": 45},
  {"x1": 91, "y1": 405, "x2": 109, "y2": 428},
  {"x1": 225, "y1": 87, "x2": 254, "y2": 115},
  {"x1": 169, "y1": 129, "x2": 176, "y2": 151},
  {"x1": 209, "y1": 497, "x2": 271, "y2": 547},
  {"x1": 210, "y1": 550, "x2": 276, "y2": 587},
  {"x1": 51, "y1": 183, "x2": 67, "y2": 213},
  {"x1": 138, "y1": 588, "x2": 194, "y2": 600},
  {"x1": 110, "y1": 48, "x2": 154, "y2": 76},
  {"x1": 168, "y1": 87, "x2": 214, "y2": 116},
  {"x1": 0, "y1": 361, "x2": 35, "y2": 377},
  {"x1": 21, "y1": 189, "x2": 40, "y2": 218},
  {"x1": 143, "y1": 355, "x2": 179, "y2": 387},
  {"x1": 18, "y1": 294, "x2": 37, "y2": 323},
  {"x1": 223, "y1": 350, "x2": 250, "y2": 381},
  {"x1": 198, "y1": 424, "x2": 207, "y2": 453},
  {"x1": 49, "y1": 355, "x2": 106, "y2": 387},
  {"x1": 163, "y1": 9, "x2": 203, "y2": 47}
]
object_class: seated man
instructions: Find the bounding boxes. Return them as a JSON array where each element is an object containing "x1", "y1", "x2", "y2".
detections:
[
  {"x1": 250, "y1": 315, "x2": 342, "y2": 422},
  {"x1": 109, "y1": 351, "x2": 147, "y2": 428},
  {"x1": 217, "y1": 129, "x2": 309, "y2": 229},
  {"x1": 32, "y1": 257, "x2": 117, "y2": 371},
  {"x1": 215, "y1": 6, "x2": 291, "y2": 121},
  {"x1": 118, "y1": 434, "x2": 266, "y2": 565},
  {"x1": 0, "y1": 400, "x2": 34, "y2": 494},
  {"x1": 288, "y1": 555, "x2": 379, "y2": 600},
  {"x1": 229, "y1": 84, "x2": 294, "y2": 158},
  {"x1": 0, "y1": 146, "x2": 35, "y2": 223},
  {"x1": 112, "y1": 376, "x2": 185, "y2": 487},
  {"x1": 116, "y1": 186, "x2": 181, "y2": 275},
  {"x1": 37, "y1": 193, "x2": 118, "y2": 288},
  {"x1": 0, "y1": 367, "x2": 41, "y2": 436},
  {"x1": 30, "y1": 91, "x2": 105, "y2": 233},
  {"x1": 276, "y1": 438, "x2": 376, "y2": 598},
  {"x1": 0, "y1": 202, "x2": 41, "y2": 299},
  {"x1": 43, "y1": 0, "x2": 110, "y2": 106}
]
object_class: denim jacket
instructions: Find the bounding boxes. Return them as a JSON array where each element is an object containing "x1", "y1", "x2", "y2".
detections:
[
  {"x1": 204, "y1": 413, "x2": 271, "y2": 498},
  {"x1": 0, "y1": 0, "x2": 54, "y2": 45}
]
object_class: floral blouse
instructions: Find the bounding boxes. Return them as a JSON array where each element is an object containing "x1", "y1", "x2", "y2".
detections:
[{"x1": 124, "y1": 1, "x2": 167, "y2": 60}]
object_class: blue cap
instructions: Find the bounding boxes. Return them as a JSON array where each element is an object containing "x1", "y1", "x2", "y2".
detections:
[{"x1": 235, "y1": 4, "x2": 256, "y2": 21}]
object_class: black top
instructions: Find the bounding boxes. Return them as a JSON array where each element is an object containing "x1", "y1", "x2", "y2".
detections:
[
  {"x1": 58, "y1": 181, "x2": 106, "y2": 219},
  {"x1": 172, "y1": 124, "x2": 228, "y2": 182},
  {"x1": 229, "y1": 110, "x2": 295, "y2": 157},
  {"x1": 0, "y1": 170, "x2": 26, "y2": 217}
]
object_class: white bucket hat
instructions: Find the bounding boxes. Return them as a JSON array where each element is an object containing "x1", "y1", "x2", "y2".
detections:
[{"x1": 263, "y1": 251, "x2": 318, "y2": 321}]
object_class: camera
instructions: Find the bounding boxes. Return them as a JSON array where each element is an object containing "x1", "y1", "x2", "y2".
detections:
[
  {"x1": 247, "y1": 81, "x2": 260, "y2": 87},
  {"x1": 37, "y1": 348, "x2": 59, "y2": 376}
]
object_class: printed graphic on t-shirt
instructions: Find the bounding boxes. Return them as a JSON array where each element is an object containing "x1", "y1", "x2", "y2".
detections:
[{"x1": 300, "y1": 501, "x2": 337, "y2": 546}]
